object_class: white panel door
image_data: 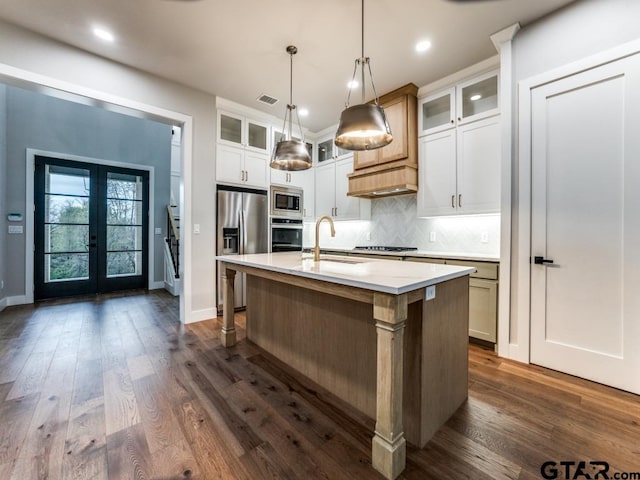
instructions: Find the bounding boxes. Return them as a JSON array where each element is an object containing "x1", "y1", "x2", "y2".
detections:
[
  {"x1": 457, "y1": 115, "x2": 500, "y2": 215},
  {"x1": 417, "y1": 130, "x2": 457, "y2": 217},
  {"x1": 530, "y1": 55, "x2": 640, "y2": 394}
]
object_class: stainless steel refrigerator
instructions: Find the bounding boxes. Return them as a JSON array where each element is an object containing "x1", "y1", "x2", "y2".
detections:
[{"x1": 216, "y1": 185, "x2": 268, "y2": 313}]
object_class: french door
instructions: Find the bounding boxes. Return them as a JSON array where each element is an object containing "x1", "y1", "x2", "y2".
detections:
[
  {"x1": 34, "y1": 156, "x2": 149, "y2": 300},
  {"x1": 530, "y1": 54, "x2": 640, "y2": 394}
]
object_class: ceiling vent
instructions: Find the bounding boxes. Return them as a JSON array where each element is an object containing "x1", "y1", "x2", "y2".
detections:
[{"x1": 257, "y1": 94, "x2": 279, "y2": 106}]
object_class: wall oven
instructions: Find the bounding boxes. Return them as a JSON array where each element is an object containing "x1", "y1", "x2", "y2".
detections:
[
  {"x1": 271, "y1": 185, "x2": 303, "y2": 218},
  {"x1": 271, "y1": 218, "x2": 303, "y2": 252}
]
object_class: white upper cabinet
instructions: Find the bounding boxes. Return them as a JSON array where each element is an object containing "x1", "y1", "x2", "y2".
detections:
[
  {"x1": 317, "y1": 133, "x2": 351, "y2": 165},
  {"x1": 417, "y1": 115, "x2": 500, "y2": 217},
  {"x1": 419, "y1": 70, "x2": 499, "y2": 137},
  {"x1": 315, "y1": 157, "x2": 370, "y2": 221},
  {"x1": 218, "y1": 110, "x2": 270, "y2": 154},
  {"x1": 216, "y1": 110, "x2": 270, "y2": 188}
]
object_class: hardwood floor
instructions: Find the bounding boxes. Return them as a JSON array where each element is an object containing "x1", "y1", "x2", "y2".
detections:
[{"x1": 0, "y1": 290, "x2": 639, "y2": 479}]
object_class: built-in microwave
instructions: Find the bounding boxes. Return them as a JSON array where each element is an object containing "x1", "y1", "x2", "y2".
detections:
[{"x1": 270, "y1": 185, "x2": 303, "y2": 219}]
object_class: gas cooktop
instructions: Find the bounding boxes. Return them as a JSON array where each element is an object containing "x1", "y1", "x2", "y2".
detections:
[{"x1": 353, "y1": 246, "x2": 418, "y2": 252}]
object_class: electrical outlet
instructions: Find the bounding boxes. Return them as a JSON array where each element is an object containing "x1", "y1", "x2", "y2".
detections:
[
  {"x1": 193, "y1": 224, "x2": 200, "y2": 234},
  {"x1": 425, "y1": 285, "x2": 436, "y2": 301},
  {"x1": 155, "y1": 227, "x2": 162, "y2": 235},
  {"x1": 366, "y1": 231, "x2": 371, "y2": 241},
  {"x1": 8, "y1": 225, "x2": 23, "y2": 234},
  {"x1": 481, "y1": 232, "x2": 489, "y2": 243},
  {"x1": 429, "y1": 231, "x2": 436, "y2": 242}
]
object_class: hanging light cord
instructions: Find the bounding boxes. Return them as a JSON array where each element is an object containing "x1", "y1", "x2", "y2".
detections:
[
  {"x1": 278, "y1": 47, "x2": 305, "y2": 144},
  {"x1": 344, "y1": 0, "x2": 381, "y2": 108}
]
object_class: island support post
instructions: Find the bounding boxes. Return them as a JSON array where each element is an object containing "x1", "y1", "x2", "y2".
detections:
[
  {"x1": 221, "y1": 264, "x2": 237, "y2": 347},
  {"x1": 372, "y1": 292, "x2": 407, "y2": 480}
]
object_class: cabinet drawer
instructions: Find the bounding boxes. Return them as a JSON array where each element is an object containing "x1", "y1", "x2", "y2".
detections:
[
  {"x1": 404, "y1": 257, "x2": 446, "y2": 265},
  {"x1": 446, "y1": 259, "x2": 498, "y2": 280}
]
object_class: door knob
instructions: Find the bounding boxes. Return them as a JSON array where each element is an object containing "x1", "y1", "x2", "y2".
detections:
[{"x1": 534, "y1": 256, "x2": 554, "y2": 265}]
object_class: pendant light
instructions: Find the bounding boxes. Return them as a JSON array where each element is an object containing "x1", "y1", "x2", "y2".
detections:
[
  {"x1": 270, "y1": 45, "x2": 312, "y2": 171},
  {"x1": 334, "y1": 0, "x2": 392, "y2": 151}
]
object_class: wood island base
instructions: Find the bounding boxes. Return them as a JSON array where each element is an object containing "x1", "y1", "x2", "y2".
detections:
[{"x1": 218, "y1": 260, "x2": 470, "y2": 479}]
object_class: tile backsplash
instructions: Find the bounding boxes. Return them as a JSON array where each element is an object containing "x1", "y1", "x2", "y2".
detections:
[{"x1": 304, "y1": 195, "x2": 500, "y2": 256}]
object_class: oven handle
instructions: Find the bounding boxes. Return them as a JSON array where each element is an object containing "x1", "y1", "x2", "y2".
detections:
[{"x1": 270, "y1": 224, "x2": 303, "y2": 229}]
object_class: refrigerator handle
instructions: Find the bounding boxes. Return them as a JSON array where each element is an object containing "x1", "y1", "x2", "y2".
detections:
[{"x1": 238, "y1": 210, "x2": 244, "y2": 255}]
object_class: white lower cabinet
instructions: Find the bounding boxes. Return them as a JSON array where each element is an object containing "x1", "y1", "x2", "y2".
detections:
[
  {"x1": 216, "y1": 143, "x2": 268, "y2": 188},
  {"x1": 315, "y1": 157, "x2": 370, "y2": 221},
  {"x1": 417, "y1": 115, "x2": 500, "y2": 217}
]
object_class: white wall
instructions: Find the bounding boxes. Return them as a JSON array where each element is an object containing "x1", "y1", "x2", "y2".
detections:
[
  {"x1": 0, "y1": 20, "x2": 217, "y2": 322},
  {"x1": 508, "y1": 0, "x2": 640, "y2": 356},
  {"x1": 0, "y1": 84, "x2": 6, "y2": 305}
]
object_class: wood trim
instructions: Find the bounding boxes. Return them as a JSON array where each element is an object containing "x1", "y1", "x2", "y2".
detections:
[
  {"x1": 221, "y1": 265, "x2": 237, "y2": 347},
  {"x1": 377, "y1": 83, "x2": 419, "y2": 104}
]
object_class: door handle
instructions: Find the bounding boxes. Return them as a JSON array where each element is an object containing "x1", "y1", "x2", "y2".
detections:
[
  {"x1": 86, "y1": 243, "x2": 97, "y2": 248},
  {"x1": 534, "y1": 256, "x2": 554, "y2": 265}
]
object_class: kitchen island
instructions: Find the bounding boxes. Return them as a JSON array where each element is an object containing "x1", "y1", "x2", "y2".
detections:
[{"x1": 216, "y1": 252, "x2": 474, "y2": 480}]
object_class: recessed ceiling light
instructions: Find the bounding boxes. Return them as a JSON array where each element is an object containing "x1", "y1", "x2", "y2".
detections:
[
  {"x1": 93, "y1": 27, "x2": 114, "y2": 43},
  {"x1": 298, "y1": 108, "x2": 309, "y2": 117},
  {"x1": 470, "y1": 94, "x2": 482, "y2": 101},
  {"x1": 347, "y1": 80, "x2": 359, "y2": 89},
  {"x1": 415, "y1": 40, "x2": 431, "y2": 53}
]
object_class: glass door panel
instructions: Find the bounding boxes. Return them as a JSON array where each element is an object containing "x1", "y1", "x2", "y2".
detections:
[
  {"x1": 35, "y1": 156, "x2": 149, "y2": 300},
  {"x1": 419, "y1": 88, "x2": 455, "y2": 135},
  {"x1": 458, "y1": 73, "x2": 499, "y2": 123},
  {"x1": 105, "y1": 172, "x2": 144, "y2": 278},
  {"x1": 317, "y1": 138, "x2": 334, "y2": 163},
  {"x1": 247, "y1": 121, "x2": 268, "y2": 151},
  {"x1": 220, "y1": 114, "x2": 243, "y2": 144}
]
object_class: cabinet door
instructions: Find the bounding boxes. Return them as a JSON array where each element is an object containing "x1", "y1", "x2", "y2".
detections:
[
  {"x1": 417, "y1": 130, "x2": 457, "y2": 217},
  {"x1": 218, "y1": 111, "x2": 244, "y2": 147},
  {"x1": 245, "y1": 119, "x2": 269, "y2": 153},
  {"x1": 314, "y1": 163, "x2": 335, "y2": 217},
  {"x1": 419, "y1": 88, "x2": 455, "y2": 136},
  {"x1": 335, "y1": 158, "x2": 368, "y2": 220},
  {"x1": 353, "y1": 148, "x2": 378, "y2": 169},
  {"x1": 216, "y1": 144, "x2": 244, "y2": 185},
  {"x1": 270, "y1": 168, "x2": 290, "y2": 186},
  {"x1": 456, "y1": 116, "x2": 500, "y2": 215},
  {"x1": 468, "y1": 278, "x2": 497, "y2": 342},
  {"x1": 243, "y1": 151, "x2": 268, "y2": 188},
  {"x1": 317, "y1": 137, "x2": 335, "y2": 163},
  {"x1": 457, "y1": 71, "x2": 499, "y2": 125},
  {"x1": 379, "y1": 96, "x2": 407, "y2": 163},
  {"x1": 292, "y1": 168, "x2": 315, "y2": 220}
]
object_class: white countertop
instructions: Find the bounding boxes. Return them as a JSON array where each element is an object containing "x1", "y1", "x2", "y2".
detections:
[
  {"x1": 216, "y1": 252, "x2": 475, "y2": 295},
  {"x1": 307, "y1": 247, "x2": 499, "y2": 263}
]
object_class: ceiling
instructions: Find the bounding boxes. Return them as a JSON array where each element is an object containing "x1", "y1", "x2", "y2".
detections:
[{"x1": 0, "y1": 0, "x2": 576, "y2": 132}]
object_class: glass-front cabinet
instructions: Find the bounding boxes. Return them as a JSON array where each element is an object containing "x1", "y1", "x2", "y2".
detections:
[
  {"x1": 317, "y1": 134, "x2": 351, "y2": 163},
  {"x1": 457, "y1": 71, "x2": 499, "y2": 125},
  {"x1": 418, "y1": 70, "x2": 499, "y2": 136},
  {"x1": 218, "y1": 110, "x2": 269, "y2": 154},
  {"x1": 419, "y1": 87, "x2": 455, "y2": 136}
]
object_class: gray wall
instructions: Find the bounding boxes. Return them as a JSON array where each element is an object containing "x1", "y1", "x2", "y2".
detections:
[
  {"x1": 4, "y1": 85, "x2": 171, "y2": 297},
  {"x1": 0, "y1": 85, "x2": 6, "y2": 300}
]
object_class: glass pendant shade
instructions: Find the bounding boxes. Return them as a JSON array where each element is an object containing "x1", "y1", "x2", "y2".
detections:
[
  {"x1": 270, "y1": 45, "x2": 312, "y2": 171},
  {"x1": 335, "y1": 104, "x2": 392, "y2": 150}
]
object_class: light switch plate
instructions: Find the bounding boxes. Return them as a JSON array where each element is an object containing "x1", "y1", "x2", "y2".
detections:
[
  {"x1": 429, "y1": 232, "x2": 436, "y2": 242},
  {"x1": 155, "y1": 227, "x2": 162, "y2": 235},
  {"x1": 8, "y1": 225, "x2": 23, "y2": 234},
  {"x1": 193, "y1": 224, "x2": 200, "y2": 234},
  {"x1": 481, "y1": 232, "x2": 489, "y2": 243}
]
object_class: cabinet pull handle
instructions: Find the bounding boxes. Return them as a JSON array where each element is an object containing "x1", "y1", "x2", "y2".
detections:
[
  {"x1": 458, "y1": 117, "x2": 461, "y2": 121},
  {"x1": 303, "y1": 208, "x2": 306, "y2": 217},
  {"x1": 245, "y1": 170, "x2": 248, "y2": 182},
  {"x1": 241, "y1": 170, "x2": 244, "y2": 181},
  {"x1": 451, "y1": 195, "x2": 455, "y2": 208},
  {"x1": 450, "y1": 119, "x2": 454, "y2": 124},
  {"x1": 334, "y1": 207, "x2": 338, "y2": 216},
  {"x1": 458, "y1": 194, "x2": 462, "y2": 208}
]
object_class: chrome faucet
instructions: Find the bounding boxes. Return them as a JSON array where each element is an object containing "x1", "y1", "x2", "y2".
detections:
[{"x1": 314, "y1": 215, "x2": 336, "y2": 261}]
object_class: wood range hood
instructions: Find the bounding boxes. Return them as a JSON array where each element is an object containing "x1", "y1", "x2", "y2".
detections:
[{"x1": 347, "y1": 83, "x2": 419, "y2": 199}]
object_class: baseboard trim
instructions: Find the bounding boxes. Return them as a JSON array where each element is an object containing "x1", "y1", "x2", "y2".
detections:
[
  {"x1": 149, "y1": 281, "x2": 164, "y2": 290},
  {"x1": 185, "y1": 307, "x2": 216, "y2": 324},
  {"x1": 0, "y1": 295, "x2": 30, "y2": 310}
]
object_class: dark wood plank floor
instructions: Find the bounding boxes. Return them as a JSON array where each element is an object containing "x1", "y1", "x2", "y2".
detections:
[{"x1": 0, "y1": 290, "x2": 639, "y2": 479}]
